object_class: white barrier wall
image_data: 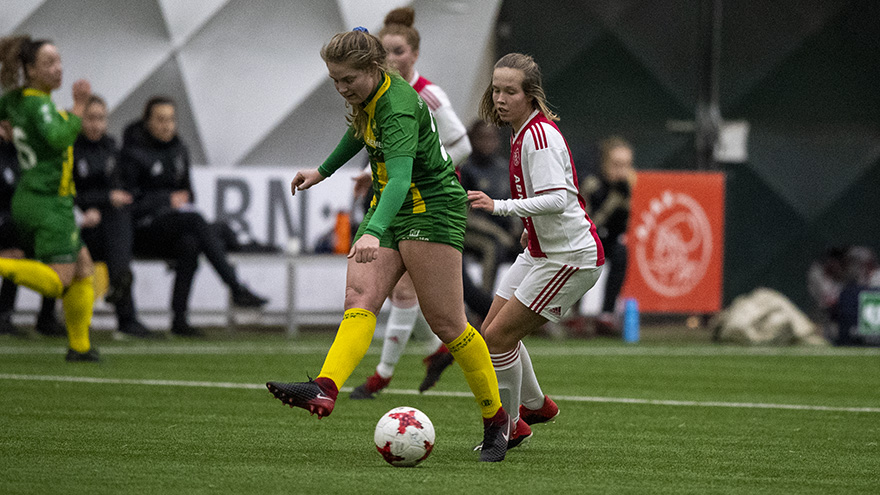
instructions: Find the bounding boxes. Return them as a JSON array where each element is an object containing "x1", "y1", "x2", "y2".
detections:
[{"x1": 13, "y1": 166, "x2": 362, "y2": 329}]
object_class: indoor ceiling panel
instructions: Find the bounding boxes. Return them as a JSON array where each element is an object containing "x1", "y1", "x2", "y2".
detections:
[
  {"x1": 108, "y1": 56, "x2": 207, "y2": 164},
  {"x1": 336, "y1": 0, "x2": 410, "y2": 32},
  {"x1": 157, "y1": 0, "x2": 230, "y2": 46},
  {"x1": 239, "y1": 81, "x2": 350, "y2": 167},
  {"x1": 0, "y1": 0, "x2": 44, "y2": 34},
  {"x1": 13, "y1": 0, "x2": 174, "y2": 110},
  {"x1": 176, "y1": 0, "x2": 343, "y2": 164}
]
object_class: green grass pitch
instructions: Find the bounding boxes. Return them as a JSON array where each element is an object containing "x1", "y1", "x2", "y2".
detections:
[{"x1": 1, "y1": 331, "x2": 878, "y2": 494}]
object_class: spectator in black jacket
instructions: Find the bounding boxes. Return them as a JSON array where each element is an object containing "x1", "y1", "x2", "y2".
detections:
[
  {"x1": 74, "y1": 95, "x2": 158, "y2": 338},
  {"x1": 579, "y1": 136, "x2": 635, "y2": 334},
  {"x1": 0, "y1": 138, "x2": 65, "y2": 337},
  {"x1": 459, "y1": 121, "x2": 520, "y2": 292},
  {"x1": 119, "y1": 96, "x2": 268, "y2": 337}
]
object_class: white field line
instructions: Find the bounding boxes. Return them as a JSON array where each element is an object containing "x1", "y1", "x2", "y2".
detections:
[
  {"x1": 1, "y1": 344, "x2": 879, "y2": 357},
  {"x1": 1, "y1": 373, "x2": 878, "y2": 414}
]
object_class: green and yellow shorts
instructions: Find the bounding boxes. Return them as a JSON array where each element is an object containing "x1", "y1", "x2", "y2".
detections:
[
  {"x1": 355, "y1": 194, "x2": 467, "y2": 252},
  {"x1": 11, "y1": 190, "x2": 82, "y2": 264}
]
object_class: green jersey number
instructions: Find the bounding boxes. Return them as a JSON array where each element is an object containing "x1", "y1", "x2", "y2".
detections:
[{"x1": 12, "y1": 126, "x2": 37, "y2": 171}]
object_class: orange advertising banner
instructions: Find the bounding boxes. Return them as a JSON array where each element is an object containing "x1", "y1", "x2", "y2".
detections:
[{"x1": 620, "y1": 171, "x2": 725, "y2": 313}]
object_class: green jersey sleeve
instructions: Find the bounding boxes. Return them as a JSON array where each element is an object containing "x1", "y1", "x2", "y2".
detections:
[
  {"x1": 317, "y1": 127, "x2": 364, "y2": 178},
  {"x1": 32, "y1": 99, "x2": 81, "y2": 150},
  {"x1": 364, "y1": 155, "x2": 413, "y2": 238}
]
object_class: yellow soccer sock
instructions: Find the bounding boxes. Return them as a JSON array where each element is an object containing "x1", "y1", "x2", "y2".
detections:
[
  {"x1": 0, "y1": 258, "x2": 65, "y2": 298},
  {"x1": 62, "y1": 276, "x2": 94, "y2": 353},
  {"x1": 447, "y1": 323, "x2": 502, "y2": 418},
  {"x1": 318, "y1": 308, "x2": 377, "y2": 390}
]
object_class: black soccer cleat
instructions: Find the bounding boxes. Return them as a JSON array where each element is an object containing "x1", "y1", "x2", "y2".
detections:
[
  {"x1": 418, "y1": 351, "x2": 454, "y2": 393},
  {"x1": 479, "y1": 407, "x2": 510, "y2": 462},
  {"x1": 267, "y1": 379, "x2": 336, "y2": 418},
  {"x1": 474, "y1": 415, "x2": 531, "y2": 451},
  {"x1": 66, "y1": 348, "x2": 100, "y2": 363},
  {"x1": 349, "y1": 384, "x2": 376, "y2": 400}
]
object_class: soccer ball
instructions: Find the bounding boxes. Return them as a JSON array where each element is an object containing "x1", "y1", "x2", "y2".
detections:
[{"x1": 374, "y1": 406, "x2": 435, "y2": 467}]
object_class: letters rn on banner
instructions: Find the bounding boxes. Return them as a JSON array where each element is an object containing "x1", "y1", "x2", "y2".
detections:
[{"x1": 620, "y1": 171, "x2": 726, "y2": 313}]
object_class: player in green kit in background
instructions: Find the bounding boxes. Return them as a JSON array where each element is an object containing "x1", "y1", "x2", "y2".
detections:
[
  {"x1": 0, "y1": 35, "x2": 98, "y2": 362},
  {"x1": 267, "y1": 28, "x2": 512, "y2": 462}
]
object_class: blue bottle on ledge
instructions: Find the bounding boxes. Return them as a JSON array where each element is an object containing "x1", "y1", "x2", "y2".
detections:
[{"x1": 623, "y1": 298, "x2": 640, "y2": 343}]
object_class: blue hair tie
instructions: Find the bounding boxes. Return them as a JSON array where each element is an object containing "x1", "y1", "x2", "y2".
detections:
[{"x1": 352, "y1": 26, "x2": 369, "y2": 33}]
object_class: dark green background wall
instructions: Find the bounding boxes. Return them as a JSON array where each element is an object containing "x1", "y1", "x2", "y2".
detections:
[{"x1": 496, "y1": 0, "x2": 880, "y2": 310}]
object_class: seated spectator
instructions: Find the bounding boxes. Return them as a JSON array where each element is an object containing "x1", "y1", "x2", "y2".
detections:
[
  {"x1": 832, "y1": 246, "x2": 880, "y2": 346},
  {"x1": 0, "y1": 138, "x2": 65, "y2": 337},
  {"x1": 459, "y1": 121, "x2": 520, "y2": 291},
  {"x1": 119, "y1": 96, "x2": 268, "y2": 337},
  {"x1": 73, "y1": 95, "x2": 159, "y2": 338},
  {"x1": 579, "y1": 136, "x2": 636, "y2": 335},
  {"x1": 806, "y1": 246, "x2": 847, "y2": 337}
]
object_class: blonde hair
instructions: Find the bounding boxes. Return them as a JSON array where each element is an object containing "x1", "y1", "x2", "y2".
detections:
[
  {"x1": 479, "y1": 53, "x2": 558, "y2": 127},
  {"x1": 321, "y1": 30, "x2": 391, "y2": 139},
  {"x1": 0, "y1": 35, "x2": 51, "y2": 90},
  {"x1": 378, "y1": 7, "x2": 420, "y2": 52}
]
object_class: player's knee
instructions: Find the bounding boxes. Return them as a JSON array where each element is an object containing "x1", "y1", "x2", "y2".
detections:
[
  {"x1": 482, "y1": 326, "x2": 514, "y2": 354},
  {"x1": 344, "y1": 285, "x2": 383, "y2": 314},
  {"x1": 390, "y1": 288, "x2": 418, "y2": 307}
]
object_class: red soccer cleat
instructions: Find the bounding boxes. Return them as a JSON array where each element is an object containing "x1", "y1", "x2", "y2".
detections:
[
  {"x1": 266, "y1": 377, "x2": 338, "y2": 418},
  {"x1": 349, "y1": 372, "x2": 392, "y2": 400},
  {"x1": 519, "y1": 395, "x2": 559, "y2": 425}
]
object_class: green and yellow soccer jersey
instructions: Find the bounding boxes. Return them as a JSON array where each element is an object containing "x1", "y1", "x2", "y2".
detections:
[
  {"x1": 363, "y1": 73, "x2": 461, "y2": 214},
  {"x1": 0, "y1": 88, "x2": 81, "y2": 197}
]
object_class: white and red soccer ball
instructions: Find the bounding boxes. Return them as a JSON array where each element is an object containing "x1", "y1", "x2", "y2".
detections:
[{"x1": 374, "y1": 407, "x2": 435, "y2": 467}]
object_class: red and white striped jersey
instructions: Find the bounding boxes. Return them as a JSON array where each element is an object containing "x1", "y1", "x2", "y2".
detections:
[
  {"x1": 410, "y1": 72, "x2": 470, "y2": 167},
  {"x1": 507, "y1": 110, "x2": 604, "y2": 266}
]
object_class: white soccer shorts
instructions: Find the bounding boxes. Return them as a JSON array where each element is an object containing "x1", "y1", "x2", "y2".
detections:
[{"x1": 496, "y1": 251, "x2": 603, "y2": 322}]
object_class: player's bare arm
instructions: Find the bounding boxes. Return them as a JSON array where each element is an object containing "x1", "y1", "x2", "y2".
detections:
[
  {"x1": 290, "y1": 168, "x2": 326, "y2": 195},
  {"x1": 467, "y1": 190, "x2": 495, "y2": 213}
]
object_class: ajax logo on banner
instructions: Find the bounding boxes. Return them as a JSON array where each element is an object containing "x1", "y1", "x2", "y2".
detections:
[{"x1": 634, "y1": 190, "x2": 713, "y2": 298}]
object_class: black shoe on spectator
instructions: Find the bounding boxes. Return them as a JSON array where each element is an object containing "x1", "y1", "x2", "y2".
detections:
[
  {"x1": 0, "y1": 313, "x2": 30, "y2": 338},
  {"x1": 35, "y1": 313, "x2": 67, "y2": 337},
  {"x1": 232, "y1": 286, "x2": 269, "y2": 308},
  {"x1": 105, "y1": 270, "x2": 133, "y2": 306},
  {"x1": 118, "y1": 320, "x2": 164, "y2": 339},
  {"x1": 171, "y1": 320, "x2": 205, "y2": 338}
]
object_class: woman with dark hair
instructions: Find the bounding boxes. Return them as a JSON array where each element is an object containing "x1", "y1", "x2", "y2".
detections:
[
  {"x1": 119, "y1": 96, "x2": 268, "y2": 337},
  {"x1": 0, "y1": 34, "x2": 99, "y2": 361},
  {"x1": 266, "y1": 29, "x2": 511, "y2": 462},
  {"x1": 74, "y1": 95, "x2": 159, "y2": 338}
]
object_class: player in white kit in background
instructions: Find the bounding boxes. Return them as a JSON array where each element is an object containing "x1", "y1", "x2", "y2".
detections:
[{"x1": 468, "y1": 53, "x2": 605, "y2": 449}]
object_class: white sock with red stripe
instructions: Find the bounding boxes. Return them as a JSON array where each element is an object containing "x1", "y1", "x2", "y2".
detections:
[
  {"x1": 490, "y1": 341, "x2": 523, "y2": 423},
  {"x1": 412, "y1": 309, "x2": 442, "y2": 348},
  {"x1": 376, "y1": 303, "x2": 420, "y2": 378},
  {"x1": 518, "y1": 343, "x2": 546, "y2": 410}
]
